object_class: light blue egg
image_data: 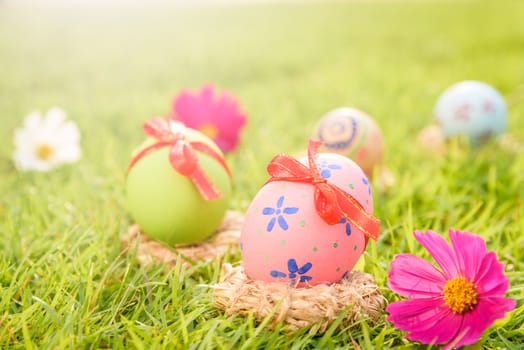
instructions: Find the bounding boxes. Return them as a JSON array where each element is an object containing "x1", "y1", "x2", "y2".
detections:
[{"x1": 434, "y1": 81, "x2": 507, "y2": 145}]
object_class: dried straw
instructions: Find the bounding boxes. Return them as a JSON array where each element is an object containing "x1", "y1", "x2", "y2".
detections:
[
  {"x1": 123, "y1": 211, "x2": 385, "y2": 333},
  {"x1": 121, "y1": 210, "x2": 243, "y2": 267},
  {"x1": 212, "y1": 263, "x2": 385, "y2": 333}
]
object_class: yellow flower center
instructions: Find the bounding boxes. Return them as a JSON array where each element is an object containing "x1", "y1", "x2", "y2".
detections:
[
  {"x1": 199, "y1": 123, "x2": 219, "y2": 139},
  {"x1": 443, "y1": 277, "x2": 478, "y2": 314},
  {"x1": 35, "y1": 144, "x2": 54, "y2": 160}
]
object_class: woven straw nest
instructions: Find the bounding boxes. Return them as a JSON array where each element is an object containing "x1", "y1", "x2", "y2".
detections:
[
  {"x1": 211, "y1": 264, "x2": 385, "y2": 333},
  {"x1": 122, "y1": 210, "x2": 385, "y2": 332},
  {"x1": 121, "y1": 210, "x2": 244, "y2": 267}
]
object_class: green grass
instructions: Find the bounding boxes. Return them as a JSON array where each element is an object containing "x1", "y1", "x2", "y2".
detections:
[{"x1": 1, "y1": 0, "x2": 523, "y2": 348}]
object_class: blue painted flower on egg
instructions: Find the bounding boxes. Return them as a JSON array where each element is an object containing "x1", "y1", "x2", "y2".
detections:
[
  {"x1": 262, "y1": 195, "x2": 299, "y2": 232},
  {"x1": 270, "y1": 258, "x2": 313, "y2": 283}
]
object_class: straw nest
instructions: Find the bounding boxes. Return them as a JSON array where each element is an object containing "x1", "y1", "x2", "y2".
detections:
[
  {"x1": 121, "y1": 210, "x2": 243, "y2": 267},
  {"x1": 212, "y1": 263, "x2": 385, "y2": 333},
  {"x1": 123, "y1": 210, "x2": 385, "y2": 333}
]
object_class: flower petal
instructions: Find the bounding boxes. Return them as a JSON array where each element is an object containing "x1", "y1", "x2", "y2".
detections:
[
  {"x1": 200, "y1": 85, "x2": 215, "y2": 103},
  {"x1": 449, "y1": 296, "x2": 516, "y2": 348},
  {"x1": 23, "y1": 111, "x2": 43, "y2": 130},
  {"x1": 262, "y1": 207, "x2": 275, "y2": 215},
  {"x1": 414, "y1": 230, "x2": 459, "y2": 278},
  {"x1": 266, "y1": 217, "x2": 276, "y2": 232},
  {"x1": 299, "y1": 275, "x2": 312, "y2": 282},
  {"x1": 14, "y1": 129, "x2": 37, "y2": 149},
  {"x1": 270, "y1": 270, "x2": 286, "y2": 278},
  {"x1": 215, "y1": 136, "x2": 238, "y2": 153},
  {"x1": 173, "y1": 85, "x2": 246, "y2": 153},
  {"x1": 212, "y1": 93, "x2": 241, "y2": 123},
  {"x1": 406, "y1": 310, "x2": 463, "y2": 346},
  {"x1": 173, "y1": 92, "x2": 208, "y2": 127},
  {"x1": 386, "y1": 297, "x2": 443, "y2": 328},
  {"x1": 283, "y1": 207, "x2": 298, "y2": 215},
  {"x1": 13, "y1": 150, "x2": 54, "y2": 172},
  {"x1": 43, "y1": 107, "x2": 67, "y2": 131},
  {"x1": 474, "y1": 251, "x2": 510, "y2": 296},
  {"x1": 277, "y1": 216, "x2": 288, "y2": 230},
  {"x1": 297, "y1": 262, "x2": 312, "y2": 274},
  {"x1": 54, "y1": 145, "x2": 81, "y2": 163},
  {"x1": 55, "y1": 121, "x2": 81, "y2": 145},
  {"x1": 288, "y1": 259, "x2": 298, "y2": 273},
  {"x1": 276, "y1": 196, "x2": 284, "y2": 208},
  {"x1": 449, "y1": 229, "x2": 487, "y2": 280},
  {"x1": 388, "y1": 253, "x2": 446, "y2": 298},
  {"x1": 387, "y1": 297, "x2": 462, "y2": 345}
]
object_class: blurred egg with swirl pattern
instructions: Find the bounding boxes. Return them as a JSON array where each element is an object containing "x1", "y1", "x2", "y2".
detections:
[{"x1": 313, "y1": 107, "x2": 384, "y2": 177}]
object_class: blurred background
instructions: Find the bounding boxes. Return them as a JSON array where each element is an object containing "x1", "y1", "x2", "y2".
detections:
[
  {"x1": 1, "y1": 1, "x2": 523, "y2": 348},
  {"x1": 1, "y1": 0, "x2": 523, "y2": 202}
]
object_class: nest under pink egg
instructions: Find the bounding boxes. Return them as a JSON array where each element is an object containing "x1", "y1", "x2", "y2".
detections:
[
  {"x1": 212, "y1": 263, "x2": 385, "y2": 333},
  {"x1": 211, "y1": 140, "x2": 384, "y2": 332}
]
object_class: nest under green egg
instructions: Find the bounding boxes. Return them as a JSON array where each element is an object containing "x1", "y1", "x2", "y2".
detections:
[{"x1": 121, "y1": 210, "x2": 243, "y2": 267}]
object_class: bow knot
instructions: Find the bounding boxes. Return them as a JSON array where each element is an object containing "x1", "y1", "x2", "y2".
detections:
[
  {"x1": 129, "y1": 117, "x2": 231, "y2": 200},
  {"x1": 266, "y1": 140, "x2": 380, "y2": 241},
  {"x1": 313, "y1": 177, "x2": 328, "y2": 184}
]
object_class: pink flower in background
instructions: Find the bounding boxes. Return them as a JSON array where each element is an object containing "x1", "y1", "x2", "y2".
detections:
[
  {"x1": 387, "y1": 230, "x2": 515, "y2": 350},
  {"x1": 172, "y1": 85, "x2": 247, "y2": 153}
]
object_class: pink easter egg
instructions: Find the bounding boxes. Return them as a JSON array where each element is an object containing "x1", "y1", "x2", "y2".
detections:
[{"x1": 240, "y1": 152, "x2": 374, "y2": 286}]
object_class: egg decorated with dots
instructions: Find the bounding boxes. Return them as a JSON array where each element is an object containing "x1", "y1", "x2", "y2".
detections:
[
  {"x1": 313, "y1": 107, "x2": 384, "y2": 177},
  {"x1": 240, "y1": 152, "x2": 374, "y2": 287},
  {"x1": 434, "y1": 81, "x2": 507, "y2": 145}
]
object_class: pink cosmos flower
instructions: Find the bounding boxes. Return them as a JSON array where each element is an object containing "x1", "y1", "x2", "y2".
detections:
[
  {"x1": 387, "y1": 229, "x2": 515, "y2": 349},
  {"x1": 172, "y1": 85, "x2": 247, "y2": 153}
]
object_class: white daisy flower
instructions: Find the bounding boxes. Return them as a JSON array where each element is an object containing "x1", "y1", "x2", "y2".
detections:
[{"x1": 12, "y1": 107, "x2": 81, "y2": 172}]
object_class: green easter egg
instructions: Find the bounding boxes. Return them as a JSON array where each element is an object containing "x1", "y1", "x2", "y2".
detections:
[{"x1": 126, "y1": 143, "x2": 231, "y2": 245}]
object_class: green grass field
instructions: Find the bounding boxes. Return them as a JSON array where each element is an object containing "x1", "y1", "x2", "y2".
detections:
[{"x1": 1, "y1": 0, "x2": 523, "y2": 348}]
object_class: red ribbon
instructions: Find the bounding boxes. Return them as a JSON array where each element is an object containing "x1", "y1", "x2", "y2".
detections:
[
  {"x1": 266, "y1": 140, "x2": 380, "y2": 241},
  {"x1": 128, "y1": 117, "x2": 231, "y2": 201}
]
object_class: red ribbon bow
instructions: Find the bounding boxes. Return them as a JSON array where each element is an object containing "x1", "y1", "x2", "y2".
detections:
[
  {"x1": 266, "y1": 140, "x2": 380, "y2": 241},
  {"x1": 128, "y1": 117, "x2": 231, "y2": 200}
]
